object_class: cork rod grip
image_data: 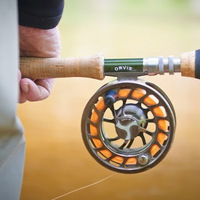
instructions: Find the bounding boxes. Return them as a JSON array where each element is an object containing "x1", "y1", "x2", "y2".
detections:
[
  {"x1": 181, "y1": 49, "x2": 200, "y2": 79},
  {"x1": 20, "y1": 54, "x2": 104, "y2": 80}
]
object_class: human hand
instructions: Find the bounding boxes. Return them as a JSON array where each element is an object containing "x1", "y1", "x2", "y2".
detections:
[
  {"x1": 19, "y1": 25, "x2": 61, "y2": 103},
  {"x1": 18, "y1": 70, "x2": 55, "y2": 103}
]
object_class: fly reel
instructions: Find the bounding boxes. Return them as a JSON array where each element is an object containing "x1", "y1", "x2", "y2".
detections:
[{"x1": 81, "y1": 79, "x2": 176, "y2": 173}]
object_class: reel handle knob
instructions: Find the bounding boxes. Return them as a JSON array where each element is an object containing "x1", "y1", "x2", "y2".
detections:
[{"x1": 181, "y1": 49, "x2": 200, "y2": 79}]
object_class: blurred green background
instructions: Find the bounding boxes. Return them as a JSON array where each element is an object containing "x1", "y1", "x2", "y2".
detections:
[{"x1": 18, "y1": 0, "x2": 200, "y2": 199}]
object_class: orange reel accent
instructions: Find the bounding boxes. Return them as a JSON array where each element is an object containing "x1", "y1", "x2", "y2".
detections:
[
  {"x1": 112, "y1": 156, "x2": 124, "y2": 164},
  {"x1": 153, "y1": 106, "x2": 165, "y2": 117},
  {"x1": 100, "y1": 149, "x2": 112, "y2": 158},
  {"x1": 118, "y1": 89, "x2": 131, "y2": 98},
  {"x1": 90, "y1": 97, "x2": 105, "y2": 123},
  {"x1": 96, "y1": 97, "x2": 105, "y2": 111},
  {"x1": 150, "y1": 144, "x2": 160, "y2": 156},
  {"x1": 158, "y1": 120, "x2": 168, "y2": 131},
  {"x1": 132, "y1": 88, "x2": 146, "y2": 99},
  {"x1": 90, "y1": 110, "x2": 99, "y2": 123},
  {"x1": 144, "y1": 95, "x2": 157, "y2": 106},
  {"x1": 157, "y1": 132, "x2": 168, "y2": 145},
  {"x1": 92, "y1": 138, "x2": 103, "y2": 148},
  {"x1": 126, "y1": 157, "x2": 137, "y2": 165},
  {"x1": 150, "y1": 132, "x2": 168, "y2": 156},
  {"x1": 90, "y1": 124, "x2": 98, "y2": 136}
]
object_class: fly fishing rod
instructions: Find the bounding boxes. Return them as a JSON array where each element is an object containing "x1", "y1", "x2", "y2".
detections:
[
  {"x1": 20, "y1": 49, "x2": 200, "y2": 173},
  {"x1": 20, "y1": 49, "x2": 199, "y2": 80}
]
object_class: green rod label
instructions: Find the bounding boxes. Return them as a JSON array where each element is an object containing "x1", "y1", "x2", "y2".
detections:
[{"x1": 104, "y1": 58, "x2": 143, "y2": 73}]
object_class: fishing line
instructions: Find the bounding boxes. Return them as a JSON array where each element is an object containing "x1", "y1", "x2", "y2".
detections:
[{"x1": 51, "y1": 174, "x2": 115, "y2": 200}]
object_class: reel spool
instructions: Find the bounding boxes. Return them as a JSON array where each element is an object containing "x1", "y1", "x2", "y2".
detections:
[{"x1": 81, "y1": 79, "x2": 176, "y2": 173}]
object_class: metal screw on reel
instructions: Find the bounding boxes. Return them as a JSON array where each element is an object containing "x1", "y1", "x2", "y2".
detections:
[{"x1": 81, "y1": 79, "x2": 176, "y2": 173}]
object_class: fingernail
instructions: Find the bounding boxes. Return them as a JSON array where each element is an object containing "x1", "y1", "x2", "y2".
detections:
[{"x1": 21, "y1": 83, "x2": 29, "y2": 93}]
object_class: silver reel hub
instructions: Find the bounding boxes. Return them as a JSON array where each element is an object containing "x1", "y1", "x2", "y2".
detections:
[{"x1": 115, "y1": 104, "x2": 147, "y2": 141}]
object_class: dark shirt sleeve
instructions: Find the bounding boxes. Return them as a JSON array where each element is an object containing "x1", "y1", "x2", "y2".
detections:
[{"x1": 18, "y1": 0, "x2": 64, "y2": 29}]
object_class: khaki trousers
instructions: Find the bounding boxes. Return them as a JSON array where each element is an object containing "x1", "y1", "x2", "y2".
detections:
[{"x1": 0, "y1": 0, "x2": 25, "y2": 200}]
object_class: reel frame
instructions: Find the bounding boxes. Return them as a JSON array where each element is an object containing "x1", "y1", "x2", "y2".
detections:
[{"x1": 81, "y1": 79, "x2": 176, "y2": 173}]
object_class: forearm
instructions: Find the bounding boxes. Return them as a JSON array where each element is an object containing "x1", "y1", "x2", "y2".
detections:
[{"x1": 19, "y1": 25, "x2": 61, "y2": 57}]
